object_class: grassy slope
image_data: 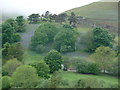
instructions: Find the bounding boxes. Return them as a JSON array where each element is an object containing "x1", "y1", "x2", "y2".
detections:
[
  {"x1": 65, "y1": 2, "x2": 118, "y2": 27},
  {"x1": 61, "y1": 71, "x2": 118, "y2": 88}
]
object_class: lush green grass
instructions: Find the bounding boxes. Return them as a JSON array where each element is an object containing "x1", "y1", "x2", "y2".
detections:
[
  {"x1": 23, "y1": 50, "x2": 44, "y2": 64},
  {"x1": 61, "y1": 71, "x2": 118, "y2": 88},
  {"x1": 77, "y1": 24, "x2": 93, "y2": 33}
]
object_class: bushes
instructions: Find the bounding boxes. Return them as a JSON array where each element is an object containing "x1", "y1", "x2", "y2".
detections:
[
  {"x1": 2, "y1": 76, "x2": 11, "y2": 89},
  {"x1": 76, "y1": 59, "x2": 100, "y2": 74}
]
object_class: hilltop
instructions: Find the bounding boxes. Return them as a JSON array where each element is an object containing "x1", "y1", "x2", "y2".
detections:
[{"x1": 64, "y1": 2, "x2": 118, "y2": 27}]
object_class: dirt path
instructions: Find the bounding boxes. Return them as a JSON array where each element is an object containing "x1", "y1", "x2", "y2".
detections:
[{"x1": 20, "y1": 24, "x2": 40, "y2": 49}]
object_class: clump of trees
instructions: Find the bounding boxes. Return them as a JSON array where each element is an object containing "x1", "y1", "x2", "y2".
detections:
[
  {"x1": 44, "y1": 50, "x2": 62, "y2": 73},
  {"x1": 2, "y1": 42, "x2": 24, "y2": 64},
  {"x1": 2, "y1": 17, "x2": 26, "y2": 46},
  {"x1": 54, "y1": 24, "x2": 78, "y2": 52}
]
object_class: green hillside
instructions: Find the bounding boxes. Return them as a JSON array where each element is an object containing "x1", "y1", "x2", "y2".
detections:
[{"x1": 65, "y1": 2, "x2": 118, "y2": 27}]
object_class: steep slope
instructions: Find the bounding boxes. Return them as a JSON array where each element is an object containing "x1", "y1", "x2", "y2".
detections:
[{"x1": 65, "y1": 2, "x2": 118, "y2": 27}]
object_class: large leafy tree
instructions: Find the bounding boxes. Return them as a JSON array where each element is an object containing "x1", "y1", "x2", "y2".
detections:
[
  {"x1": 28, "y1": 14, "x2": 40, "y2": 24},
  {"x1": 12, "y1": 65, "x2": 39, "y2": 88},
  {"x1": 54, "y1": 24, "x2": 78, "y2": 52},
  {"x1": 89, "y1": 27, "x2": 113, "y2": 52},
  {"x1": 30, "y1": 23, "x2": 59, "y2": 52},
  {"x1": 44, "y1": 50, "x2": 62, "y2": 73},
  {"x1": 91, "y1": 46, "x2": 116, "y2": 73}
]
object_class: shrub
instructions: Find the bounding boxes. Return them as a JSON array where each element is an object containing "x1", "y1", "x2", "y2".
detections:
[
  {"x1": 87, "y1": 63, "x2": 100, "y2": 74},
  {"x1": 3, "y1": 58, "x2": 23, "y2": 76},
  {"x1": 76, "y1": 59, "x2": 100, "y2": 74},
  {"x1": 30, "y1": 61, "x2": 50, "y2": 79},
  {"x1": 2, "y1": 76, "x2": 11, "y2": 89}
]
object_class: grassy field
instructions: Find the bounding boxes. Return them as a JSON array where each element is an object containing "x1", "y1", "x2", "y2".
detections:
[{"x1": 61, "y1": 71, "x2": 118, "y2": 88}]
